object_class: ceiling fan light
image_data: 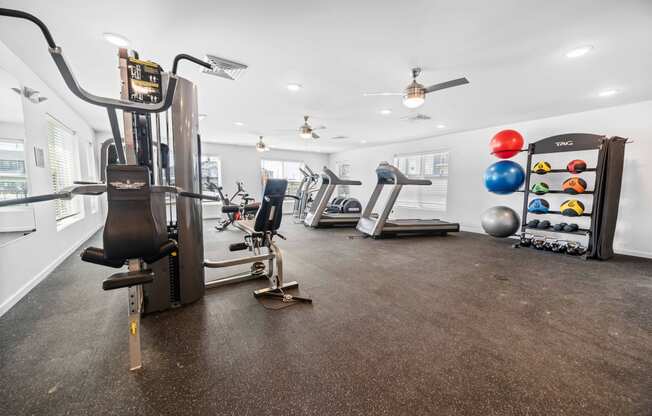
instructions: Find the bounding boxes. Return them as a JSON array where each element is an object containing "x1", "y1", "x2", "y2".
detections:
[
  {"x1": 403, "y1": 95, "x2": 425, "y2": 109},
  {"x1": 402, "y1": 82, "x2": 426, "y2": 109},
  {"x1": 299, "y1": 132, "x2": 312, "y2": 139}
]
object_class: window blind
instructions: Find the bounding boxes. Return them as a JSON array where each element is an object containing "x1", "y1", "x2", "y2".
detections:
[
  {"x1": 47, "y1": 116, "x2": 80, "y2": 221},
  {"x1": 394, "y1": 150, "x2": 450, "y2": 212}
]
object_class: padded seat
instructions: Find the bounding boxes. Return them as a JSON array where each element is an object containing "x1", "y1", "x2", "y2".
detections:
[
  {"x1": 81, "y1": 239, "x2": 177, "y2": 269},
  {"x1": 103, "y1": 270, "x2": 154, "y2": 291}
]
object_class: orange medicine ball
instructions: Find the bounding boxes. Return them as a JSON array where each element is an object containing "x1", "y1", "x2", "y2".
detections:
[{"x1": 562, "y1": 176, "x2": 587, "y2": 194}]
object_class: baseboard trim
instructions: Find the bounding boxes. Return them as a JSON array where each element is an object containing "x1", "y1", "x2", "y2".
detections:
[
  {"x1": 0, "y1": 224, "x2": 102, "y2": 317},
  {"x1": 612, "y1": 247, "x2": 652, "y2": 259}
]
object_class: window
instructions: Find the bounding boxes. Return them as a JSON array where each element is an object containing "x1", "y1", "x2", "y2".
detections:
[
  {"x1": 47, "y1": 116, "x2": 82, "y2": 222},
  {"x1": 393, "y1": 150, "x2": 449, "y2": 212},
  {"x1": 201, "y1": 156, "x2": 222, "y2": 197},
  {"x1": 261, "y1": 159, "x2": 303, "y2": 196},
  {"x1": 336, "y1": 161, "x2": 352, "y2": 198},
  {"x1": 0, "y1": 139, "x2": 27, "y2": 201}
]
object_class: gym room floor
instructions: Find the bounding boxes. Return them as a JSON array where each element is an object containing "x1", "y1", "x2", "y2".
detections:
[{"x1": 1, "y1": 220, "x2": 651, "y2": 416}]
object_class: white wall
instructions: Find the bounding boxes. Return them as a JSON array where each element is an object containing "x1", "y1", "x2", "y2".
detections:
[
  {"x1": 329, "y1": 100, "x2": 652, "y2": 258},
  {"x1": 0, "y1": 41, "x2": 105, "y2": 316},
  {"x1": 201, "y1": 140, "x2": 329, "y2": 196}
]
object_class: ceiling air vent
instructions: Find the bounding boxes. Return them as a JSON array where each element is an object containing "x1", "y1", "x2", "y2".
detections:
[{"x1": 203, "y1": 55, "x2": 248, "y2": 80}]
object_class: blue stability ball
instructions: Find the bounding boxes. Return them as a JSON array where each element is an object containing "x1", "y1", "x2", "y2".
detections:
[{"x1": 484, "y1": 160, "x2": 525, "y2": 194}]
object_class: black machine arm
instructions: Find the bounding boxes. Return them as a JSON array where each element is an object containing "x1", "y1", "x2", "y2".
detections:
[
  {"x1": 171, "y1": 53, "x2": 213, "y2": 74},
  {"x1": 150, "y1": 186, "x2": 222, "y2": 202},
  {"x1": 0, "y1": 184, "x2": 106, "y2": 208},
  {"x1": 0, "y1": 184, "x2": 221, "y2": 209},
  {"x1": 0, "y1": 8, "x2": 215, "y2": 165},
  {"x1": 0, "y1": 9, "x2": 215, "y2": 115}
]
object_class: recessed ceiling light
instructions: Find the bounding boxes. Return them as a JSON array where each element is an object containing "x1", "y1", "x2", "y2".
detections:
[
  {"x1": 233, "y1": 121, "x2": 245, "y2": 126},
  {"x1": 598, "y1": 89, "x2": 618, "y2": 97},
  {"x1": 199, "y1": 114, "x2": 207, "y2": 120},
  {"x1": 379, "y1": 109, "x2": 392, "y2": 115},
  {"x1": 287, "y1": 83, "x2": 302, "y2": 92},
  {"x1": 436, "y1": 124, "x2": 446, "y2": 129},
  {"x1": 102, "y1": 32, "x2": 130, "y2": 48},
  {"x1": 565, "y1": 45, "x2": 593, "y2": 58},
  {"x1": 360, "y1": 140, "x2": 368, "y2": 144}
]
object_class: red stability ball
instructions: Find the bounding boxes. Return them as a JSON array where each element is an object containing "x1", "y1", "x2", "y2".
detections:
[{"x1": 490, "y1": 129, "x2": 524, "y2": 159}]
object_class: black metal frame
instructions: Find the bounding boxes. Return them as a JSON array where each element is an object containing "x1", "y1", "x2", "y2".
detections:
[{"x1": 516, "y1": 133, "x2": 607, "y2": 256}]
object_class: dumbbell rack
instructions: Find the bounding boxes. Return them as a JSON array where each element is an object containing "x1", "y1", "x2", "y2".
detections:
[{"x1": 514, "y1": 133, "x2": 608, "y2": 256}]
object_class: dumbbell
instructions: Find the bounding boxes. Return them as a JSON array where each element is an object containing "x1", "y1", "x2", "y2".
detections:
[
  {"x1": 550, "y1": 240, "x2": 567, "y2": 253},
  {"x1": 566, "y1": 242, "x2": 587, "y2": 255},
  {"x1": 537, "y1": 220, "x2": 551, "y2": 230},
  {"x1": 553, "y1": 222, "x2": 567, "y2": 231},
  {"x1": 520, "y1": 234, "x2": 533, "y2": 247},
  {"x1": 532, "y1": 236, "x2": 547, "y2": 250}
]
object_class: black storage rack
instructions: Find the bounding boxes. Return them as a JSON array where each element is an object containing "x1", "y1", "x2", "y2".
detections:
[{"x1": 515, "y1": 133, "x2": 608, "y2": 253}]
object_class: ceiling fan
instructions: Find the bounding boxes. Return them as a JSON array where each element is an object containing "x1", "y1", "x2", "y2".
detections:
[
  {"x1": 298, "y1": 115, "x2": 325, "y2": 139},
  {"x1": 363, "y1": 68, "x2": 469, "y2": 109},
  {"x1": 255, "y1": 136, "x2": 270, "y2": 152},
  {"x1": 275, "y1": 115, "x2": 326, "y2": 140}
]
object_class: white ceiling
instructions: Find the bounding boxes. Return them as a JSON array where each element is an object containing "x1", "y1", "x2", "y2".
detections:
[{"x1": 0, "y1": 0, "x2": 651, "y2": 153}]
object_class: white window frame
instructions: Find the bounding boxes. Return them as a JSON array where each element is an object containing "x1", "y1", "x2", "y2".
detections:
[
  {"x1": 0, "y1": 137, "x2": 28, "y2": 201},
  {"x1": 393, "y1": 150, "x2": 450, "y2": 212},
  {"x1": 201, "y1": 155, "x2": 222, "y2": 202},
  {"x1": 47, "y1": 115, "x2": 83, "y2": 228},
  {"x1": 261, "y1": 159, "x2": 304, "y2": 199}
]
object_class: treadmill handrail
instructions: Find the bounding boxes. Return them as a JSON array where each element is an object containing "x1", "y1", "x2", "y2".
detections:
[
  {"x1": 321, "y1": 167, "x2": 362, "y2": 186},
  {"x1": 375, "y1": 162, "x2": 432, "y2": 186}
]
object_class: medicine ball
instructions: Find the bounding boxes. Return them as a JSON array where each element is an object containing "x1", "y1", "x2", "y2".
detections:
[
  {"x1": 560, "y1": 199, "x2": 585, "y2": 217},
  {"x1": 562, "y1": 176, "x2": 587, "y2": 194},
  {"x1": 563, "y1": 223, "x2": 579, "y2": 232},
  {"x1": 532, "y1": 161, "x2": 552, "y2": 174},
  {"x1": 490, "y1": 129, "x2": 524, "y2": 159},
  {"x1": 567, "y1": 159, "x2": 587, "y2": 174},
  {"x1": 537, "y1": 220, "x2": 551, "y2": 229},
  {"x1": 528, "y1": 198, "x2": 550, "y2": 214},
  {"x1": 530, "y1": 182, "x2": 550, "y2": 195},
  {"x1": 527, "y1": 219, "x2": 540, "y2": 228},
  {"x1": 480, "y1": 206, "x2": 520, "y2": 238},
  {"x1": 483, "y1": 160, "x2": 525, "y2": 194}
]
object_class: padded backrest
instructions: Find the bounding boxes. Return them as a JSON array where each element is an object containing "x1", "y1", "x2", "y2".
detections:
[
  {"x1": 253, "y1": 178, "x2": 288, "y2": 232},
  {"x1": 103, "y1": 165, "x2": 167, "y2": 260}
]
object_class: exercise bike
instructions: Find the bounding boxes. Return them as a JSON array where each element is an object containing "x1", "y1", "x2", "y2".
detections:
[{"x1": 206, "y1": 181, "x2": 259, "y2": 231}]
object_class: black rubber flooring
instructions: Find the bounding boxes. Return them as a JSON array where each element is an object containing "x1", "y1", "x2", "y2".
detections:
[{"x1": 1, "y1": 220, "x2": 651, "y2": 415}]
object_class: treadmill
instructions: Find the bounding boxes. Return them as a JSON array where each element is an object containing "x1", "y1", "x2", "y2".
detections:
[
  {"x1": 356, "y1": 162, "x2": 460, "y2": 238},
  {"x1": 304, "y1": 167, "x2": 363, "y2": 227}
]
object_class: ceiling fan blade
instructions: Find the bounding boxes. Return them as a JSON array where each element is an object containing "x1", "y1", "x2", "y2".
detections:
[
  {"x1": 312, "y1": 132, "x2": 320, "y2": 139},
  {"x1": 313, "y1": 125, "x2": 327, "y2": 130},
  {"x1": 362, "y1": 92, "x2": 403, "y2": 97},
  {"x1": 425, "y1": 77, "x2": 469, "y2": 93}
]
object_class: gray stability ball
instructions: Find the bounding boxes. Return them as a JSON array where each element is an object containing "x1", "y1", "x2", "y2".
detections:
[{"x1": 481, "y1": 206, "x2": 520, "y2": 238}]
